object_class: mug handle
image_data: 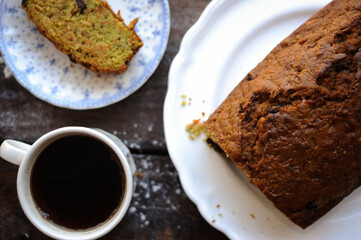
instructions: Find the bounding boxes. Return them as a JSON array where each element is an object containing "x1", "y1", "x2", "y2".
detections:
[{"x1": 0, "y1": 140, "x2": 32, "y2": 165}]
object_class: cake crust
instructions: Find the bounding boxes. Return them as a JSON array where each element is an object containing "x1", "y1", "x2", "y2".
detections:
[{"x1": 204, "y1": 0, "x2": 361, "y2": 229}]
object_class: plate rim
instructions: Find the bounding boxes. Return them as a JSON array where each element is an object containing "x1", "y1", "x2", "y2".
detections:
[
  {"x1": 0, "y1": 0, "x2": 171, "y2": 110},
  {"x1": 164, "y1": 0, "x2": 240, "y2": 238}
]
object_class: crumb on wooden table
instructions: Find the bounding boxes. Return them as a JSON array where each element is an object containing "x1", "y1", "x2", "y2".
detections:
[{"x1": 135, "y1": 171, "x2": 143, "y2": 178}]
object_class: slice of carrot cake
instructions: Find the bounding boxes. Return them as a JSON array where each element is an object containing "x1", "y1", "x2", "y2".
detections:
[{"x1": 22, "y1": 0, "x2": 143, "y2": 74}]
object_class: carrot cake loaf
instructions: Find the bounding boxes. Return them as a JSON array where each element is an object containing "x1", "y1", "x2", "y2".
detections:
[{"x1": 204, "y1": 0, "x2": 361, "y2": 229}]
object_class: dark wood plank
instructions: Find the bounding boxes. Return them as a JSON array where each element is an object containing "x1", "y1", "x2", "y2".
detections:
[{"x1": 0, "y1": 59, "x2": 168, "y2": 154}]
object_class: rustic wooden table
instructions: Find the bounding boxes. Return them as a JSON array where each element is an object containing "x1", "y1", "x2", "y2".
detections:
[{"x1": 0, "y1": 0, "x2": 228, "y2": 239}]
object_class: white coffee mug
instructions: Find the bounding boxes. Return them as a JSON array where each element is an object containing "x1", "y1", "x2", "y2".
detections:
[{"x1": 0, "y1": 126, "x2": 136, "y2": 240}]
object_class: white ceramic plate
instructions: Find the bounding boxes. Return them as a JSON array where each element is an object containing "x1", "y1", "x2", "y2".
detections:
[
  {"x1": 164, "y1": 0, "x2": 361, "y2": 239},
  {"x1": 0, "y1": 0, "x2": 170, "y2": 109}
]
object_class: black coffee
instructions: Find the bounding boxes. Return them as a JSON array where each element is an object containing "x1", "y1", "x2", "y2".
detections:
[{"x1": 31, "y1": 135, "x2": 125, "y2": 230}]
